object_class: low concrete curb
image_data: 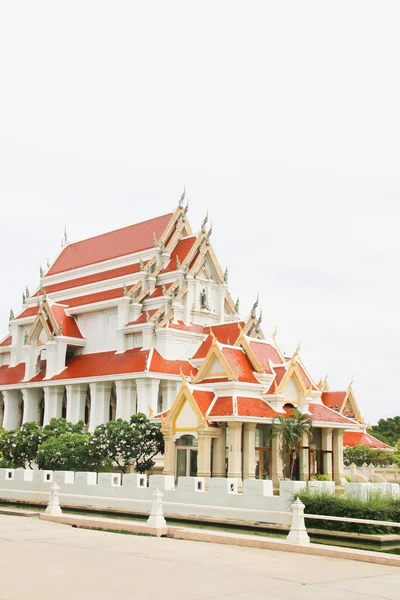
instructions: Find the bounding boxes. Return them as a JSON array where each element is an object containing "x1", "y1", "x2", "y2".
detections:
[{"x1": 39, "y1": 512, "x2": 400, "y2": 567}]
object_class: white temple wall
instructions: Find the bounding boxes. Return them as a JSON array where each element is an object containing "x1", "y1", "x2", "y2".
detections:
[
  {"x1": 0, "y1": 352, "x2": 11, "y2": 366},
  {"x1": 0, "y1": 470, "x2": 297, "y2": 525},
  {"x1": 77, "y1": 310, "x2": 118, "y2": 354},
  {"x1": 284, "y1": 380, "x2": 298, "y2": 404}
]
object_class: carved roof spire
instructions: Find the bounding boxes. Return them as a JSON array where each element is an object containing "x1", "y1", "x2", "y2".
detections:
[
  {"x1": 179, "y1": 186, "x2": 186, "y2": 208},
  {"x1": 201, "y1": 210, "x2": 208, "y2": 233}
]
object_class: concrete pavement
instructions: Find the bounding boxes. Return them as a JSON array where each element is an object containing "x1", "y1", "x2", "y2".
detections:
[{"x1": 0, "y1": 514, "x2": 399, "y2": 599}]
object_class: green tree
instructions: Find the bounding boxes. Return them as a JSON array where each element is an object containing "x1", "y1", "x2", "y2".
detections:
[
  {"x1": 344, "y1": 445, "x2": 396, "y2": 467},
  {"x1": 90, "y1": 414, "x2": 164, "y2": 474},
  {"x1": 37, "y1": 432, "x2": 110, "y2": 472},
  {"x1": 272, "y1": 408, "x2": 312, "y2": 480},
  {"x1": 369, "y1": 416, "x2": 400, "y2": 447},
  {"x1": 0, "y1": 422, "x2": 44, "y2": 468}
]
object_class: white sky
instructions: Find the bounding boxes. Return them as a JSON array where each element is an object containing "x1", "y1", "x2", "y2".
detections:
[{"x1": 0, "y1": 1, "x2": 399, "y2": 423}]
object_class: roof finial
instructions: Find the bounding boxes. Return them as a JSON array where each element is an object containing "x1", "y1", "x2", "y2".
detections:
[
  {"x1": 224, "y1": 267, "x2": 228, "y2": 283},
  {"x1": 47, "y1": 257, "x2": 50, "y2": 268},
  {"x1": 176, "y1": 255, "x2": 181, "y2": 270},
  {"x1": 25, "y1": 286, "x2": 30, "y2": 299},
  {"x1": 291, "y1": 342, "x2": 300, "y2": 364},
  {"x1": 139, "y1": 258, "x2": 144, "y2": 271},
  {"x1": 349, "y1": 376, "x2": 354, "y2": 388},
  {"x1": 255, "y1": 308, "x2": 263, "y2": 332},
  {"x1": 272, "y1": 326, "x2": 277, "y2": 340},
  {"x1": 22, "y1": 292, "x2": 26, "y2": 305},
  {"x1": 179, "y1": 186, "x2": 186, "y2": 208},
  {"x1": 251, "y1": 294, "x2": 259, "y2": 319},
  {"x1": 123, "y1": 284, "x2": 128, "y2": 296},
  {"x1": 39, "y1": 265, "x2": 44, "y2": 278},
  {"x1": 146, "y1": 310, "x2": 151, "y2": 323},
  {"x1": 235, "y1": 297, "x2": 240, "y2": 313},
  {"x1": 9, "y1": 308, "x2": 14, "y2": 322},
  {"x1": 64, "y1": 226, "x2": 68, "y2": 244},
  {"x1": 182, "y1": 201, "x2": 189, "y2": 221},
  {"x1": 201, "y1": 210, "x2": 208, "y2": 234},
  {"x1": 153, "y1": 232, "x2": 158, "y2": 247}
]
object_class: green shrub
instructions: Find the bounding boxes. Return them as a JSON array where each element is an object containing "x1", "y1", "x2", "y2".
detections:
[
  {"x1": 344, "y1": 475, "x2": 351, "y2": 483},
  {"x1": 297, "y1": 490, "x2": 400, "y2": 534},
  {"x1": 344, "y1": 445, "x2": 395, "y2": 467},
  {"x1": 37, "y1": 433, "x2": 111, "y2": 472},
  {"x1": 311, "y1": 474, "x2": 331, "y2": 481}
]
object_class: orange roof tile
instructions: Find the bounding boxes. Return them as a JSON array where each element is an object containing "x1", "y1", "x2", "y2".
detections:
[
  {"x1": 192, "y1": 390, "x2": 215, "y2": 415},
  {"x1": 322, "y1": 391, "x2": 347, "y2": 410},
  {"x1": 163, "y1": 236, "x2": 196, "y2": 273},
  {"x1": 221, "y1": 347, "x2": 259, "y2": 384},
  {"x1": 249, "y1": 341, "x2": 282, "y2": 369},
  {"x1": 50, "y1": 304, "x2": 84, "y2": 339},
  {"x1": 296, "y1": 362, "x2": 315, "y2": 390},
  {"x1": 49, "y1": 348, "x2": 150, "y2": 380},
  {"x1": 206, "y1": 322, "x2": 245, "y2": 345},
  {"x1": 0, "y1": 363, "x2": 26, "y2": 385},
  {"x1": 208, "y1": 396, "x2": 234, "y2": 416},
  {"x1": 34, "y1": 263, "x2": 141, "y2": 296},
  {"x1": 343, "y1": 431, "x2": 394, "y2": 450},
  {"x1": 308, "y1": 403, "x2": 355, "y2": 424},
  {"x1": 149, "y1": 350, "x2": 195, "y2": 376},
  {"x1": 48, "y1": 213, "x2": 172, "y2": 276},
  {"x1": 0, "y1": 334, "x2": 12, "y2": 347},
  {"x1": 237, "y1": 397, "x2": 277, "y2": 418},
  {"x1": 15, "y1": 306, "x2": 38, "y2": 320},
  {"x1": 191, "y1": 335, "x2": 213, "y2": 360}
]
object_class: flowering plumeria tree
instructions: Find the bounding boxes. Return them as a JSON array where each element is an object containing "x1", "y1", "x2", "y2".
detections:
[{"x1": 90, "y1": 414, "x2": 164, "y2": 473}]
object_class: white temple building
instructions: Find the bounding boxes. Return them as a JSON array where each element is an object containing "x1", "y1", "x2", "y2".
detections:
[{"x1": 0, "y1": 196, "x2": 389, "y2": 484}]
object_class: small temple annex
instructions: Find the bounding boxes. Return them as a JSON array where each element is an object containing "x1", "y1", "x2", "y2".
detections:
[{"x1": 0, "y1": 196, "x2": 390, "y2": 485}]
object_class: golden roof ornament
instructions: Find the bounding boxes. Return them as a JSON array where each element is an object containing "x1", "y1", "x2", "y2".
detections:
[
  {"x1": 205, "y1": 223, "x2": 212, "y2": 244},
  {"x1": 123, "y1": 284, "x2": 128, "y2": 296},
  {"x1": 255, "y1": 308, "x2": 263, "y2": 332},
  {"x1": 224, "y1": 267, "x2": 228, "y2": 283},
  {"x1": 139, "y1": 258, "x2": 144, "y2": 271},
  {"x1": 148, "y1": 404, "x2": 154, "y2": 418},
  {"x1": 153, "y1": 232, "x2": 158, "y2": 247},
  {"x1": 9, "y1": 308, "x2": 14, "y2": 322},
  {"x1": 39, "y1": 265, "x2": 44, "y2": 278},
  {"x1": 162, "y1": 283, "x2": 167, "y2": 296},
  {"x1": 182, "y1": 201, "x2": 189, "y2": 221}
]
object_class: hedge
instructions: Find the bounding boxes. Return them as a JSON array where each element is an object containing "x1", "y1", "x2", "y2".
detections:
[{"x1": 297, "y1": 490, "x2": 400, "y2": 534}]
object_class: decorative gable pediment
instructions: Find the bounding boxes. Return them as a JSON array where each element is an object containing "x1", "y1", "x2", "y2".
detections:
[{"x1": 164, "y1": 382, "x2": 207, "y2": 434}]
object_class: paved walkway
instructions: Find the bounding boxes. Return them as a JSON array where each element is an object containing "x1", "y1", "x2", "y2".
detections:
[{"x1": 0, "y1": 515, "x2": 399, "y2": 599}]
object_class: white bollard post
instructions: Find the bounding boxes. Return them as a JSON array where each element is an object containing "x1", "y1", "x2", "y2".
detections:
[
  {"x1": 147, "y1": 488, "x2": 167, "y2": 528},
  {"x1": 45, "y1": 482, "x2": 62, "y2": 516},
  {"x1": 287, "y1": 498, "x2": 310, "y2": 545}
]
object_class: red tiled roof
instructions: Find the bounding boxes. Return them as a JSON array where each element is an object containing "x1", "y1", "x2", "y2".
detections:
[
  {"x1": 47, "y1": 213, "x2": 173, "y2": 276},
  {"x1": 163, "y1": 236, "x2": 196, "y2": 273},
  {"x1": 322, "y1": 391, "x2": 347, "y2": 410},
  {"x1": 191, "y1": 335, "x2": 213, "y2": 360},
  {"x1": 272, "y1": 366, "x2": 287, "y2": 386},
  {"x1": 0, "y1": 334, "x2": 12, "y2": 347},
  {"x1": 166, "y1": 321, "x2": 205, "y2": 333},
  {"x1": 308, "y1": 403, "x2": 355, "y2": 424},
  {"x1": 34, "y1": 263, "x2": 141, "y2": 296},
  {"x1": 343, "y1": 431, "x2": 394, "y2": 450},
  {"x1": 15, "y1": 306, "x2": 38, "y2": 320},
  {"x1": 237, "y1": 397, "x2": 277, "y2": 418},
  {"x1": 49, "y1": 348, "x2": 150, "y2": 380},
  {"x1": 0, "y1": 363, "x2": 26, "y2": 385},
  {"x1": 208, "y1": 396, "x2": 234, "y2": 416},
  {"x1": 249, "y1": 341, "x2": 282, "y2": 370},
  {"x1": 221, "y1": 347, "x2": 258, "y2": 384},
  {"x1": 192, "y1": 390, "x2": 215, "y2": 415},
  {"x1": 205, "y1": 322, "x2": 245, "y2": 345},
  {"x1": 296, "y1": 362, "x2": 315, "y2": 390},
  {"x1": 63, "y1": 288, "x2": 124, "y2": 308},
  {"x1": 149, "y1": 349, "x2": 195, "y2": 376},
  {"x1": 50, "y1": 304, "x2": 84, "y2": 339}
]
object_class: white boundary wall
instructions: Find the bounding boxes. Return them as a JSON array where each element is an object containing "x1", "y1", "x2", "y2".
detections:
[{"x1": 0, "y1": 469, "x2": 307, "y2": 525}]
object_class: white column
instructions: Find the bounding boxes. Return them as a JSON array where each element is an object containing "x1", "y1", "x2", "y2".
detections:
[
  {"x1": 115, "y1": 380, "x2": 137, "y2": 420},
  {"x1": 242, "y1": 423, "x2": 257, "y2": 480},
  {"x1": 299, "y1": 432, "x2": 310, "y2": 481},
  {"x1": 333, "y1": 429, "x2": 346, "y2": 485},
  {"x1": 2, "y1": 390, "x2": 21, "y2": 430},
  {"x1": 43, "y1": 386, "x2": 65, "y2": 425},
  {"x1": 136, "y1": 378, "x2": 160, "y2": 416},
  {"x1": 21, "y1": 388, "x2": 42, "y2": 424},
  {"x1": 89, "y1": 381, "x2": 113, "y2": 431},
  {"x1": 321, "y1": 427, "x2": 333, "y2": 477},
  {"x1": 227, "y1": 422, "x2": 242, "y2": 481},
  {"x1": 162, "y1": 431, "x2": 175, "y2": 476},
  {"x1": 271, "y1": 433, "x2": 284, "y2": 486},
  {"x1": 65, "y1": 383, "x2": 87, "y2": 424},
  {"x1": 212, "y1": 425, "x2": 226, "y2": 477},
  {"x1": 197, "y1": 430, "x2": 213, "y2": 480}
]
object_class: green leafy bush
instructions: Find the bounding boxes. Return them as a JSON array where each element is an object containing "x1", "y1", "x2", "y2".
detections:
[
  {"x1": 344, "y1": 445, "x2": 396, "y2": 467},
  {"x1": 311, "y1": 474, "x2": 331, "y2": 481},
  {"x1": 36, "y1": 433, "x2": 111, "y2": 472},
  {"x1": 297, "y1": 489, "x2": 400, "y2": 534}
]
